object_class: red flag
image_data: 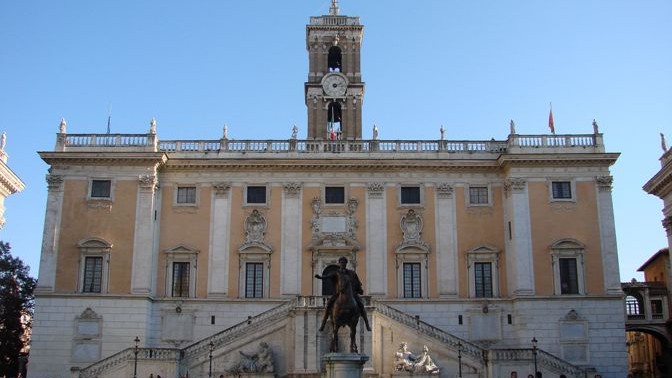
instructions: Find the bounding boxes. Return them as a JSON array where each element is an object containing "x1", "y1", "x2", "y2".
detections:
[{"x1": 548, "y1": 108, "x2": 555, "y2": 134}]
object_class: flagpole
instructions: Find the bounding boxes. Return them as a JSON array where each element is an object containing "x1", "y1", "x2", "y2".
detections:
[{"x1": 548, "y1": 102, "x2": 555, "y2": 135}]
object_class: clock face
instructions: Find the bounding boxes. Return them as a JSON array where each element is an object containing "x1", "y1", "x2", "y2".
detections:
[{"x1": 322, "y1": 73, "x2": 348, "y2": 97}]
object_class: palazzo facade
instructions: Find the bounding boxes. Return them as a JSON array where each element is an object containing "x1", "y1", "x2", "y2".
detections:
[{"x1": 29, "y1": 3, "x2": 627, "y2": 377}]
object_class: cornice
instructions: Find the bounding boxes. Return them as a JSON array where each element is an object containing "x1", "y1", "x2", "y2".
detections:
[
  {"x1": 0, "y1": 161, "x2": 25, "y2": 194},
  {"x1": 39, "y1": 151, "x2": 168, "y2": 166},
  {"x1": 497, "y1": 153, "x2": 619, "y2": 168},
  {"x1": 643, "y1": 159, "x2": 672, "y2": 198}
]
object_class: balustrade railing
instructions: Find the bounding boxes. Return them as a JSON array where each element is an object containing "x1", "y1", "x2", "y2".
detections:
[
  {"x1": 79, "y1": 348, "x2": 179, "y2": 378},
  {"x1": 489, "y1": 348, "x2": 584, "y2": 378}
]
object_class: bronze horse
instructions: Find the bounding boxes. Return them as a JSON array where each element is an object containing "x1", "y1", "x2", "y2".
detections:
[{"x1": 328, "y1": 268, "x2": 361, "y2": 353}]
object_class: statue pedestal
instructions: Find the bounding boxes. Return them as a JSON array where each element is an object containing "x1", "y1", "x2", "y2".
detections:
[{"x1": 322, "y1": 353, "x2": 369, "y2": 378}]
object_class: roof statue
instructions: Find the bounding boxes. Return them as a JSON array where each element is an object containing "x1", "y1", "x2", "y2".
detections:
[
  {"x1": 59, "y1": 117, "x2": 67, "y2": 134},
  {"x1": 373, "y1": 124, "x2": 378, "y2": 140},
  {"x1": 510, "y1": 120, "x2": 516, "y2": 135},
  {"x1": 223, "y1": 123, "x2": 228, "y2": 139},
  {"x1": 440, "y1": 125, "x2": 445, "y2": 140},
  {"x1": 330, "y1": 0, "x2": 340, "y2": 15},
  {"x1": 291, "y1": 124, "x2": 298, "y2": 139},
  {"x1": 0, "y1": 131, "x2": 6, "y2": 151},
  {"x1": 592, "y1": 119, "x2": 599, "y2": 134},
  {"x1": 661, "y1": 132, "x2": 667, "y2": 152},
  {"x1": 150, "y1": 117, "x2": 157, "y2": 134}
]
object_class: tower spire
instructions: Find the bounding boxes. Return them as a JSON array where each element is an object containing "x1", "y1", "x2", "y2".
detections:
[{"x1": 329, "y1": 0, "x2": 340, "y2": 15}]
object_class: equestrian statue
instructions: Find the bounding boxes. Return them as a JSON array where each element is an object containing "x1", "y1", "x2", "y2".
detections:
[{"x1": 315, "y1": 256, "x2": 371, "y2": 353}]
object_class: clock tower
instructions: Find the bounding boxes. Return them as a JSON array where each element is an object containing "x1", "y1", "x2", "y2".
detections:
[{"x1": 305, "y1": 0, "x2": 364, "y2": 140}]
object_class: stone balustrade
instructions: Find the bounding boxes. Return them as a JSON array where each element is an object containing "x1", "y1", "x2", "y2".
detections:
[
  {"x1": 54, "y1": 133, "x2": 604, "y2": 155},
  {"x1": 489, "y1": 348, "x2": 584, "y2": 378},
  {"x1": 78, "y1": 348, "x2": 180, "y2": 378}
]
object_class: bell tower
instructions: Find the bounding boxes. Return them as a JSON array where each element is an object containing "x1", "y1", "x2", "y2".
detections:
[{"x1": 305, "y1": 0, "x2": 364, "y2": 140}]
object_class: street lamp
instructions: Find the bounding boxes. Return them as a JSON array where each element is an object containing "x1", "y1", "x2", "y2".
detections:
[
  {"x1": 133, "y1": 336, "x2": 140, "y2": 378},
  {"x1": 457, "y1": 341, "x2": 463, "y2": 378},
  {"x1": 209, "y1": 341, "x2": 214, "y2": 378},
  {"x1": 531, "y1": 337, "x2": 538, "y2": 378}
]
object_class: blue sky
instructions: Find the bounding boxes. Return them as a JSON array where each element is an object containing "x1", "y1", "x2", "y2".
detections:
[{"x1": 1, "y1": 1, "x2": 670, "y2": 282}]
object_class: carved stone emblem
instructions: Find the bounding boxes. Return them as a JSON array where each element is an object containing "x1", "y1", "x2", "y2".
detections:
[
  {"x1": 367, "y1": 182, "x2": 385, "y2": 198},
  {"x1": 436, "y1": 183, "x2": 454, "y2": 198},
  {"x1": 245, "y1": 210, "x2": 267, "y2": 244},
  {"x1": 397, "y1": 209, "x2": 429, "y2": 251},
  {"x1": 227, "y1": 342, "x2": 275, "y2": 374}
]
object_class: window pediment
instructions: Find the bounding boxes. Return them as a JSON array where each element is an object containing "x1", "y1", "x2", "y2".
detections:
[
  {"x1": 551, "y1": 239, "x2": 585, "y2": 250},
  {"x1": 78, "y1": 237, "x2": 112, "y2": 252},
  {"x1": 164, "y1": 244, "x2": 199, "y2": 255}
]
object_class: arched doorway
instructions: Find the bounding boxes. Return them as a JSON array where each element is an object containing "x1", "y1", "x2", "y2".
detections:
[{"x1": 626, "y1": 328, "x2": 671, "y2": 378}]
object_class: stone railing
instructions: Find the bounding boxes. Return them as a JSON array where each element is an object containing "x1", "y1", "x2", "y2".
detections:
[
  {"x1": 489, "y1": 348, "x2": 584, "y2": 378},
  {"x1": 373, "y1": 302, "x2": 483, "y2": 361},
  {"x1": 78, "y1": 348, "x2": 180, "y2": 378},
  {"x1": 54, "y1": 133, "x2": 605, "y2": 155},
  {"x1": 309, "y1": 16, "x2": 360, "y2": 26},
  {"x1": 296, "y1": 295, "x2": 372, "y2": 308},
  {"x1": 182, "y1": 300, "x2": 295, "y2": 360}
]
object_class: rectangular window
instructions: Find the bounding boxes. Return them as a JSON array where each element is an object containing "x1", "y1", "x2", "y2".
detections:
[
  {"x1": 176, "y1": 186, "x2": 197, "y2": 204},
  {"x1": 403, "y1": 263, "x2": 421, "y2": 298},
  {"x1": 474, "y1": 262, "x2": 493, "y2": 298},
  {"x1": 91, "y1": 180, "x2": 111, "y2": 198},
  {"x1": 400, "y1": 186, "x2": 421, "y2": 204},
  {"x1": 559, "y1": 258, "x2": 579, "y2": 294},
  {"x1": 469, "y1": 186, "x2": 489, "y2": 205},
  {"x1": 246, "y1": 186, "x2": 267, "y2": 204},
  {"x1": 82, "y1": 256, "x2": 103, "y2": 293},
  {"x1": 325, "y1": 187, "x2": 345, "y2": 204},
  {"x1": 245, "y1": 263, "x2": 264, "y2": 298},
  {"x1": 172, "y1": 262, "x2": 190, "y2": 297},
  {"x1": 552, "y1": 181, "x2": 572, "y2": 199}
]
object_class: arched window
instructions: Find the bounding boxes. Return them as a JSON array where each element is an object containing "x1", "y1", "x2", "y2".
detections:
[
  {"x1": 550, "y1": 239, "x2": 586, "y2": 295},
  {"x1": 322, "y1": 265, "x2": 339, "y2": 296},
  {"x1": 625, "y1": 295, "x2": 642, "y2": 316},
  {"x1": 78, "y1": 237, "x2": 112, "y2": 294},
  {"x1": 328, "y1": 46, "x2": 342, "y2": 72},
  {"x1": 327, "y1": 102, "x2": 342, "y2": 139}
]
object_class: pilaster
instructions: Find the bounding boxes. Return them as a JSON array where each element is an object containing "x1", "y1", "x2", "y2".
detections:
[
  {"x1": 36, "y1": 174, "x2": 64, "y2": 293},
  {"x1": 208, "y1": 183, "x2": 232, "y2": 297},
  {"x1": 435, "y1": 183, "x2": 458, "y2": 297},
  {"x1": 281, "y1": 183, "x2": 303, "y2": 296},
  {"x1": 131, "y1": 174, "x2": 158, "y2": 294},
  {"x1": 595, "y1": 176, "x2": 622, "y2": 294},
  {"x1": 366, "y1": 183, "x2": 387, "y2": 296},
  {"x1": 505, "y1": 178, "x2": 535, "y2": 296}
]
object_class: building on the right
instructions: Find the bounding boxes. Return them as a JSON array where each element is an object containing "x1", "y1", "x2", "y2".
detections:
[{"x1": 625, "y1": 136, "x2": 672, "y2": 377}]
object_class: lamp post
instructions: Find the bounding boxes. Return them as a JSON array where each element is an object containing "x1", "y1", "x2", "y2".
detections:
[
  {"x1": 531, "y1": 337, "x2": 538, "y2": 378},
  {"x1": 133, "y1": 336, "x2": 140, "y2": 378},
  {"x1": 457, "y1": 341, "x2": 463, "y2": 378},
  {"x1": 209, "y1": 341, "x2": 214, "y2": 378}
]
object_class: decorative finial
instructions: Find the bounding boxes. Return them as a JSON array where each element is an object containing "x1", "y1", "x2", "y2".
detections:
[
  {"x1": 372, "y1": 124, "x2": 378, "y2": 140},
  {"x1": 223, "y1": 124, "x2": 228, "y2": 139},
  {"x1": 149, "y1": 117, "x2": 157, "y2": 134},
  {"x1": 330, "y1": 0, "x2": 340, "y2": 16},
  {"x1": 661, "y1": 133, "x2": 668, "y2": 152},
  {"x1": 0, "y1": 132, "x2": 6, "y2": 151},
  {"x1": 59, "y1": 118, "x2": 67, "y2": 134},
  {"x1": 440, "y1": 125, "x2": 445, "y2": 140},
  {"x1": 509, "y1": 120, "x2": 516, "y2": 135},
  {"x1": 291, "y1": 124, "x2": 298, "y2": 139},
  {"x1": 592, "y1": 119, "x2": 599, "y2": 134}
]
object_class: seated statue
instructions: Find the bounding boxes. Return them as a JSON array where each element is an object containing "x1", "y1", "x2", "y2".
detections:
[
  {"x1": 227, "y1": 342, "x2": 274, "y2": 374},
  {"x1": 394, "y1": 342, "x2": 416, "y2": 372},
  {"x1": 413, "y1": 345, "x2": 439, "y2": 374}
]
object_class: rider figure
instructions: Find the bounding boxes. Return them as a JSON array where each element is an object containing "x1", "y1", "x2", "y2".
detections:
[{"x1": 315, "y1": 256, "x2": 372, "y2": 332}]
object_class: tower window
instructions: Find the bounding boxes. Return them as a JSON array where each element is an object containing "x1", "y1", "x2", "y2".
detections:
[
  {"x1": 328, "y1": 46, "x2": 342, "y2": 72},
  {"x1": 327, "y1": 102, "x2": 342, "y2": 139}
]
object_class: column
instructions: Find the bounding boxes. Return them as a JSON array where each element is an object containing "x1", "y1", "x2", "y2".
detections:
[
  {"x1": 35, "y1": 174, "x2": 64, "y2": 293},
  {"x1": 208, "y1": 183, "x2": 231, "y2": 297},
  {"x1": 435, "y1": 183, "x2": 458, "y2": 297},
  {"x1": 281, "y1": 183, "x2": 303, "y2": 296},
  {"x1": 131, "y1": 175, "x2": 158, "y2": 294},
  {"x1": 505, "y1": 178, "x2": 535, "y2": 295},
  {"x1": 366, "y1": 183, "x2": 387, "y2": 296},
  {"x1": 596, "y1": 176, "x2": 622, "y2": 294}
]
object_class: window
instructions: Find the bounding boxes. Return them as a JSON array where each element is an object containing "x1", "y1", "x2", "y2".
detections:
[
  {"x1": 474, "y1": 262, "x2": 493, "y2": 298},
  {"x1": 400, "y1": 186, "x2": 421, "y2": 205},
  {"x1": 176, "y1": 186, "x2": 197, "y2": 204},
  {"x1": 82, "y1": 256, "x2": 103, "y2": 293},
  {"x1": 551, "y1": 239, "x2": 585, "y2": 295},
  {"x1": 327, "y1": 102, "x2": 342, "y2": 138},
  {"x1": 328, "y1": 46, "x2": 342, "y2": 72},
  {"x1": 325, "y1": 186, "x2": 345, "y2": 204},
  {"x1": 469, "y1": 186, "x2": 489, "y2": 205},
  {"x1": 403, "y1": 263, "x2": 421, "y2": 298},
  {"x1": 172, "y1": 262, "x2": 190, "y2": 297},
  {"x1": 466, "y1": 245, "x2": 500, "y2": 298},
  {"x1": 90, "y1": 180, "x2": 111, "y2": 198},
  {"x1": 164, "y1": 245, "x2": 199, "y2": 298},
  {"x1": 245, "y1": 263, "x2": 264, "y2": 298},
  {"x1": 559, "y1": 258, "x2": 579, "y2": 294},
  {"x1": 78, "y1": 238, "x2": 112, "y2": 294},
  {"x1": 552, "y1": 181, "x2": 572, "y2": 199},
  {"x1": 246, "y1": 186, "x2": 267, "y2": 204},
  {"x1": 625, "y1": 295, "x2": 641, "y2": 316}
]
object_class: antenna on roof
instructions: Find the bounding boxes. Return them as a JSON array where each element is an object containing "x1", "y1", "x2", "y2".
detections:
[{"x1": 106, "y1": 103, "x2": 112, "y2": 134}]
